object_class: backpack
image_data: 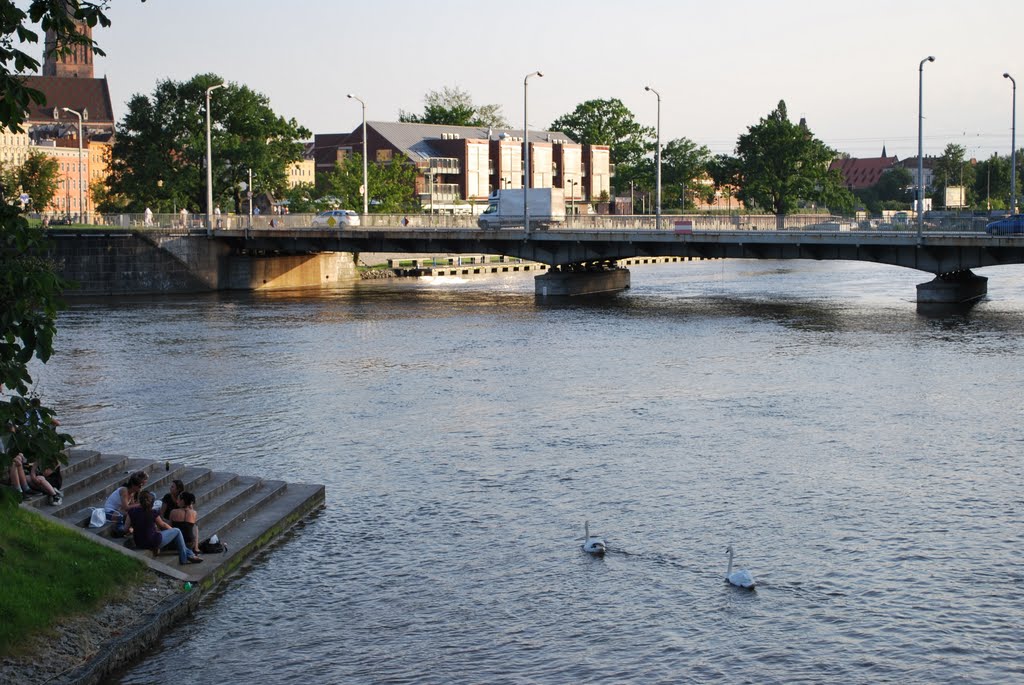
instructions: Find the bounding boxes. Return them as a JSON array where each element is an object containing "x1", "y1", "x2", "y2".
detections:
[{"x1": 199, "y1": 537, "x2": 227, "y2": 554}]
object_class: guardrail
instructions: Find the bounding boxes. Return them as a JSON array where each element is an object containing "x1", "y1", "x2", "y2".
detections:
[{"x1": 54, "y1": 212, "x2": 1001, "y2": 233}]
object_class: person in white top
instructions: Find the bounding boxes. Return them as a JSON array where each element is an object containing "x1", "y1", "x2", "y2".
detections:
[{"x1": 104, "y1": 472, "x2": 145, "y2": 536}]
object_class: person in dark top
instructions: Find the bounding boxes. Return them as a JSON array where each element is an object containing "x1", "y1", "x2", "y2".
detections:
[
  {"x1": 127, "y1": 491, "x2": 202, "y2": 565},
  {"x1": 160, "y1": 479, "x2": 185, "y2": 519},
  {"x1": 169, "y1": 491, "x2": 200, "y2": 556}
]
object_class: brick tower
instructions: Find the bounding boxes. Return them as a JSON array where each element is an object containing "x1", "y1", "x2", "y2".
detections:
[{"x1": 41, "y1": 14, "x2": 93, "y2": 78}]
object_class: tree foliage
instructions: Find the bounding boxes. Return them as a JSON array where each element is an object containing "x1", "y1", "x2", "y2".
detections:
[
  {"x1": 400, "y1": 86, "x2": 508, "y2": 128},
  {"x1": 103, "y1": 74, "x2": 310, "y2": 214},
  {"x1": 550, "y1": 98, "x2": 654, "y2": 192},
  {"x1": 320, "y1": 153, "x2": 418, "y2": 213},
  {"x1": 659, "y1": 137, "x2": 713, "y2": 209},
  {"x1": 734, "y1": 100, "x2": 853, "y2": 215},
  {"x1": 0, "y1": 0, "x2": 117, "y2": 472},
  {"x1": 930, "y1": 144, "x2": 977, "y2": 208},
  {"x1": 11, "y1": 150, "x2": 60, "y2": 212}
]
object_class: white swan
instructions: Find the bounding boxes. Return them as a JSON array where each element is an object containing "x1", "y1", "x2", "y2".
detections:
[
  {"x1": 725, "y1": 545, "x2": 755, "y2": 589},
  {"x1": 582, "y1": 520, "x2": 606, "y2": 555}
]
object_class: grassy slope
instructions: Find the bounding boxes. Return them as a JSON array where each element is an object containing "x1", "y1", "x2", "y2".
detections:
[{"x1": 0, "y1": 488, "x2": 146, "y2": 655}]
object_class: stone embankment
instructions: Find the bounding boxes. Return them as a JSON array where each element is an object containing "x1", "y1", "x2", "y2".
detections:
[{"x1": 6, "y1": 448, "x2": 324, "y2": 684}]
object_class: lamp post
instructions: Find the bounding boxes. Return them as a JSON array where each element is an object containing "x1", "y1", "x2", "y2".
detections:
[
  {"x1": 347, "y1": 94, "x2": 369, "y2": 217},
  {"x1": 918, "y1": 56, "x2": 935, "y2": 238},
  {"x1": 1005, "y1": 73, "x2": 1017, "y2": 215},
  {"x1": 205, "y1": 83, "x2": 225, "y2": 231},
  {"x1": 59, "y1": 107, "x2": 87, "y2": 223},
  {"x1": 523, "y1": 70, "x2": 543, "y2": 234},
  {"x1": 567, "y1": 178, "x2": 577, "y2": 226},
  {"x1": 645, "y1": 85, "x2": 662, "y2": 229}
]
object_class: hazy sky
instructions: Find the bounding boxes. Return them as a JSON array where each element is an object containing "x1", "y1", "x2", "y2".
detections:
[{"x1": 52, "y1": 0, "x2": 1024, "y2": 160}]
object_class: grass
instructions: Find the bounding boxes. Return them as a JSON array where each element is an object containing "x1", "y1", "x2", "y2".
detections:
[{"x1": 0, "y1": 487, "x2": 146, "y2": 656}]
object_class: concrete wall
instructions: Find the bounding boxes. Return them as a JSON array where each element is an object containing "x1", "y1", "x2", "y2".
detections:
[{"x1": 46, "y1": 233, "x2": 358, "y2": 295}]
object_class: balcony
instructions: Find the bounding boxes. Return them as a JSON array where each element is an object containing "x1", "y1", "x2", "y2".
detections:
[
  {"x1": 427, "y1": 157, "x2": 460, "y2": 174},
  {"x1": 421, "y1": 183, "x2": 460, "y2": 202}
]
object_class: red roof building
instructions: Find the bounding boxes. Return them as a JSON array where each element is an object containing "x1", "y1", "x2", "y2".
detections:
[{"x1": 829, "y1": 154, "x2": 899, "y2": 190}]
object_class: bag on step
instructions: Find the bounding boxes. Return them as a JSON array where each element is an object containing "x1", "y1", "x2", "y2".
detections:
[{"x1": 199, "y1": 536, "x2": 227, "y2": 554}]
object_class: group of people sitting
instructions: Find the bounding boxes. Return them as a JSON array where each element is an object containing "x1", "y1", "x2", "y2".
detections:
[
  {"x1": 5, "y1": 453, "x2": 63, "y2": 505},
  {"x1": 103, "y1": 472, "x2": 203, "y2": 566}
]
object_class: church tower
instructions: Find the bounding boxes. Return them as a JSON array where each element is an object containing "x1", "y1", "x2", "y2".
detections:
[{"x1": 41, "y1": 14, "x2": 94, "y2": 78}]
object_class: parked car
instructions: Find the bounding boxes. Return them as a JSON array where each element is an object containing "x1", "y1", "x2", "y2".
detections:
[
  {"x1": 311, "y1": 210, "x2": 361, "y2": 227},
  {"x1": 985, "y1": 215, "x2": 1024, "y2": 235}
]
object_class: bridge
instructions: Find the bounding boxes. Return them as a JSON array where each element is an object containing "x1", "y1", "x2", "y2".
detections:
[
  {"x1": 48, "y1": 214, "x2": 1024, "y2": 302},
  {"x1": 214, "y1": 219, "x2": 1022, "y2": 302}
]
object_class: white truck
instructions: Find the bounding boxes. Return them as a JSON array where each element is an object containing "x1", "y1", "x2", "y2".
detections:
[{"x1": 477, "y1": 188, "x2": 566, "y2": 229}]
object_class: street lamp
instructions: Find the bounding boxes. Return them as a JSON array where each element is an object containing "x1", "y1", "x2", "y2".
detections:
[
  {"x1": 347, "y1": 94, "x2": 369, "y2": 217},
  {"x1": 205, "y1": 82, "x2": 225, "y2": 231},
  {"x1": 918, "y1": 56, "x2": 935, "y2": 238},
  {"x1": 523, "y1": 70, "x2": 543, "y2": 234},
  {"x1": 567, "y1": 178, "x2": 577, "y2": 226},
  {"x1": 58, "y1": 107, "x2": 87, "y2": 223},
  {"x1": 645, "y1": 85, "x2": 662, "y2": 229},
  {"x1": 1005, "y1": 72, "x2": 1017, "y2": 215}
]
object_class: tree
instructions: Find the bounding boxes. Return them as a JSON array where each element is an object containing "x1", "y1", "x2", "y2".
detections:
[
  {"x1": 549, "y1": 99, "x2": 654, "y2": 192},
  {"x1": 13, "y1": 151, "x2": 60, "y2": 212},
  {"x1": 973, "y1": 153, "x2": 1011, "y2": 210},
  {"x1": 659, "y1": 137, "x2": 712, "y2": 209},
  {"x1": 931, "y1": 144, "x2": 976, "y2": 209},
  {"x1": 0, "y1": 1, "x2": 120, "y2": 473},
  {"x1": 734, "y1": 100, "x2": 853, "y2": 216},
  {"x1": 400, "y1": 86, "x2": 509, "y2": 128},
  {"x1": 320, "y1": 153, "x2": 418, "y2": 213},
  {"x1": 103, "y1": 74, "x2": 310, "y2": 214}
]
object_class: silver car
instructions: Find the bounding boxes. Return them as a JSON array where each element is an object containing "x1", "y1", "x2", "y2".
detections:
[{"x1": 311, "y1": 210, "x2": 361, "y2": 227}]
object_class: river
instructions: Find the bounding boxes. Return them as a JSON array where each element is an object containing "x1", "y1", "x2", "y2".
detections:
[{"x1": 32, "y1": 259, "x2": 1024, "y2": 684}]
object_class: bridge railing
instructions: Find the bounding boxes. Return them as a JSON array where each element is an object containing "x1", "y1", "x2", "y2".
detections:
[{"x1": 77, "y1": 212, "x2": 997, "y2": 234}]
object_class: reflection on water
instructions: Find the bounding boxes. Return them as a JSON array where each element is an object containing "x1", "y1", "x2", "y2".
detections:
[{"x1": 34, "y1": 260, "x2": 1024, "y2": 684}]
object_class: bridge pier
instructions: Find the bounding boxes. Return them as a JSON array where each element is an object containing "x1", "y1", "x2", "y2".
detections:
[
  {"x1": 535, "y1": 266, "x2": 630, "y2": 297},
  {"x1": 916, "y1": 270, "x2": 988, "y2": 304}
]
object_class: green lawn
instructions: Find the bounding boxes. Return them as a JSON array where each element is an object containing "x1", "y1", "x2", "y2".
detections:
[{"x1": 0, "y1": 488, "x2": 146, "y2": 655}]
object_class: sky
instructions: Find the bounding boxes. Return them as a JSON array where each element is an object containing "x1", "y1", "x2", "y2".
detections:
[{"x1": 32, "y1": 0, "x2": 1024, "y2": 160}]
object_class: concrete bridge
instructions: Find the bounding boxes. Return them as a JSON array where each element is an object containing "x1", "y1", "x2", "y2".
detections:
[
  {"x1": 47, "y1": 219, "x2": 1024, "y2": 302},
  {"x1": 219, "y1": 222, "x2": 1022, "y2": 302}
]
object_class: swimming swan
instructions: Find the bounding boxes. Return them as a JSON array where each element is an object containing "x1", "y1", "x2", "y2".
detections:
[
  {"x1": 725, "y1": 545, "x2": 755, "y2": 589},
  {"x1": 582, "y1": 521, "x2": 606, "y2": 555}
]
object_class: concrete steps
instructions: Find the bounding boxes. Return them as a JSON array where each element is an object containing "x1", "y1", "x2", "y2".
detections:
[{"x1": 26, "y1": 447, "x2": 325, "y2": 584}]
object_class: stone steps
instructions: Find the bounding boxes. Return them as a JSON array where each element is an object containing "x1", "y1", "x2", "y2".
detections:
[{"x1": 26, "y1": 447, "x2": 324, "y2": 584}]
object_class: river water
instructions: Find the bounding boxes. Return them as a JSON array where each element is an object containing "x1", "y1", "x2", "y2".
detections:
[{"x1": 33, "y1": 259, "x2": 1024, "y2": 684}]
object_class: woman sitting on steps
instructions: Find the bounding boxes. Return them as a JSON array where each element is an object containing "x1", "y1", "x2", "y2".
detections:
[
  {"x1": 169, "y1": 491, "x2": 201, "y2": 557},
  {"x1": 127, "y1": 491, "x2": 202, "y2": 566}
]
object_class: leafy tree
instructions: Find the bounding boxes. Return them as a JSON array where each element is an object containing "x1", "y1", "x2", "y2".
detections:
[
  {"x1": 280, "y1": 183, "x2": 319, "y2": 214},
  {"x1": 400, "y1": 86, "x2": 508, "y2": 128},
  {"x1": 0, "y1": 1, "x2": 123, "y2": 473},
  {"x1": 103, "y1": 73, "x2": 310, "y2": 214},
  {"x1": 656, "y1": 137, "x2": 712, "y2": 209},
  {"x1": 13, "y1": 151, "x2": 60, "y2": 212},
  {"x1": 734, "y1": 100, "x2": 853, "y2": 216},
  {"x1": 321, "y1": 154, "x2": 418, "y2": 213},
  {"x1": 549, "y1": 98, "x2": 654, "y2": 193},
  {"x1": 972, "y1": 153, "x2": 1011, "y2": 210},
  {"x1": 930, "y1": 144, "x2": 976, "y2": 208}
]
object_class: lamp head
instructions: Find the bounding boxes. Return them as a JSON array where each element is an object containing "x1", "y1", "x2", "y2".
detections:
[
  {"x1": 645, "y1": 86, "x2": 651, "y2": 92},
  {"x1": 347, "y1": 94, "x2": 354, "y2": 99},
  {"x1": 536, "y1": 71, "x2": 543, "y2": 78},
  {"x1": 927, "y1": 56, "x2": 935, "y2": 62}
]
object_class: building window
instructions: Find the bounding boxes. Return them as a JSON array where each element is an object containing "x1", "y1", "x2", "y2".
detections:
[{"x1": 376, "y1": 149, "x2": 393, "y2": 162}]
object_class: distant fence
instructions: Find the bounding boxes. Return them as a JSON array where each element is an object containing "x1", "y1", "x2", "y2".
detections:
[{"x1": 50, "y1": 211, "x2": 1000, "y2": 233}]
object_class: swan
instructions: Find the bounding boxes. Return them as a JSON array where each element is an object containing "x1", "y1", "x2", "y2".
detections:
[
  {"x1": 582, "y1": 521, "x2": 606, "y2": 556},
  {"x1": 725, "y1": 545, "x2": 755, "y2": 589}
]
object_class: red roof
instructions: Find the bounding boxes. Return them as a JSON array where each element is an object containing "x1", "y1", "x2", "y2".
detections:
[
  {"x1": 21, "y1": 75, "x2": 115, "y2": 125},
  {"x1": 829, "y1": 156, "x2": 898, "y2": 190}
]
